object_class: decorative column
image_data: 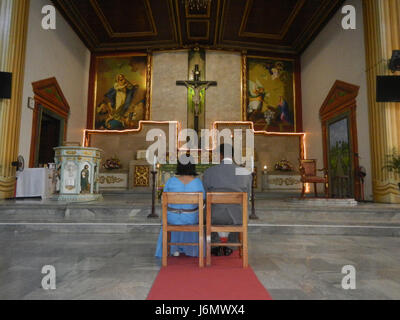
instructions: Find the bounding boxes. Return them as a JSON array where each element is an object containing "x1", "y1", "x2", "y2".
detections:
[
  {"x1": 0, "y1": 0, "x2": 30, "y2": 199},
  {"x1": 363, "y1": 0, "x2": 400, "y2": 203}
]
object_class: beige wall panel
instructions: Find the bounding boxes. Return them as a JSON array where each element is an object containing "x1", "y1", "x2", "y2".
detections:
[
  {"x1": 301, "y1": 0, "x2": 372, "y2": 199},
  {"x1": 151, "y1": 51, "x2": 188, "y2": 127},
  {"x1": 205, "y1": 51, "x2": 242, "y2": 129}
]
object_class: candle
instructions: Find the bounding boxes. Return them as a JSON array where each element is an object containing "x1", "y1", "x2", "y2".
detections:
[
  {"x1": 153, "y1": 156, "x2": 157, "y2": 171},
  {"x1": 251, "y1": 156, "x2": 254, "y2": 173}
]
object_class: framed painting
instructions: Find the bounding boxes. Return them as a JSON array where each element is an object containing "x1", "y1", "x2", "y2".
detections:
[
  {"x1": 242, "y1": 55, "x2": 301, "y2": 132},
  {"x1": 326, "y1": 114, "x2": 354, "y2": 198},
  {"x1": 87, "y1": 52, "x2": 152, "y2": 130}
]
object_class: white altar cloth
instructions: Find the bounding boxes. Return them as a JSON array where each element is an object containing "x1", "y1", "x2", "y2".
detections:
[{"x1": 16, "y1": 168, "x2": 55, "y2": 199}]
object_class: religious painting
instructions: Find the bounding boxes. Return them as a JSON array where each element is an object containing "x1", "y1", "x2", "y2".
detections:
[
  {"x1": 244, "y1": 56, "x2": 297, "y2": 132},
  {"x1": 88, "y1": 53, "x2": 152, "y2": 130},
  {"x1": 327, "y1": 115, "x2": 353, "y2": 198}
]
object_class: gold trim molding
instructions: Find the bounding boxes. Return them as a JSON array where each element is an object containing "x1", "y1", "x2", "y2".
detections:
[
  {"x1": 89, "y1": 0, "x2": 158, "y2": 38},
  {"x1": 239, "y1": 0, "x2": 306, "y2": 40},
  {"x1": 363, "y1": 0, "x2": 400, "y2": 203},
  {"x1": 0, "y1": 0, "x2": 30, "y2": 199}
]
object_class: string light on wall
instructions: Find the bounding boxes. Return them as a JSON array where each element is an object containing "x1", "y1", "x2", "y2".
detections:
[{"x1": 183, "y1": 0, "x2": 211, "y2": 11}]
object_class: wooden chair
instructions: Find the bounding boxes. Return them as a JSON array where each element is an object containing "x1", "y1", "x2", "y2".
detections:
[
  {"x1": 162, "y1": 192, "x2": 204, "y2": 267},
  {"x1": 299, "y1": 159, "x2": 328, "y2": 198},
  {"x1": 206, "y1": 192, "x2": 248, "y2": 268}
]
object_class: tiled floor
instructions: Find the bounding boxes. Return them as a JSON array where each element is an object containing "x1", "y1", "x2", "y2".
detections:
[{"x1": 1, "y1": 230, "x2": 399, "y2": 300}]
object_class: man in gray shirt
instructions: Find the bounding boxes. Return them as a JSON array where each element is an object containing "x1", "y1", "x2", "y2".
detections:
[{"x1": 202, "y1": 144, "x2": 252, "y2": 256}]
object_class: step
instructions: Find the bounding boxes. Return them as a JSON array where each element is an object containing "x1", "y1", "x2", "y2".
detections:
[
  {"x1": 0, "y1": 221, "x2": 399, "y2": 237},
  {"x1": 1, "y1": 205, "x2": 400, "y2": 225}
]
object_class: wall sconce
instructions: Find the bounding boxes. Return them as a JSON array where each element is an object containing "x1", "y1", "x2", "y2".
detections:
[{"x1": 183, "y1": 0, "x2": 211, "y2": 11}]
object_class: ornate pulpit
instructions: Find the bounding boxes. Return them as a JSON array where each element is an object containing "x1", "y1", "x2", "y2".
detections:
[{"x1": 53, "y1": 146, "x2": 103, "y2": 202}]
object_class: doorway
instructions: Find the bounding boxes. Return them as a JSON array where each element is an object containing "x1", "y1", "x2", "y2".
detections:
[
  {"x1": 29, "y1": 77, "x2": 70, "y2": 168},
  {"x1": 37, "y1": 110, "x2": 63, "y2": 166}
]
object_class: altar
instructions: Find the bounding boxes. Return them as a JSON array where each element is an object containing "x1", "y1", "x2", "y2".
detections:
[
  {"x1": 262, "y1": 171, "x2": 302, "y2": 192},
  {"x1": 98, "y1": 169, "x2": 129, "y2": 191},
  {"x1": 158, "y1": 163, "x2": 214, "y2": 187},
  {"x1": 16, "y1": 168, "x2": 57, "y2": 199},
  {"x1": 83, "y1": 117, "x2": 305, "y2": 199}
]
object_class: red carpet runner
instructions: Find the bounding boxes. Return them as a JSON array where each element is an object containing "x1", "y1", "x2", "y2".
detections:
[{"x1": 147, "y1": 252, "x2": 272, "y2": 300}]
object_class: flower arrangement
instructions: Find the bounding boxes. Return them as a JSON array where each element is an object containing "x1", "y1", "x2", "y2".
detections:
[
  {"x1": 157, "y1": 184, "x2": 165, "y2": 200},
  {"x1": 274, "y1": 159, "x2": 293, "y2": 172},
  {"x1": 103, "y1": 156, "x2": 122, "y2": 170}
]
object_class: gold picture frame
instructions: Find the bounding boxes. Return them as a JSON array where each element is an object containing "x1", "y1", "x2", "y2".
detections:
[
  {"x1": 87, "y1": 52, "x2": 153, "y2": 130},
  {"x1": 242, "y1": 54, "x2": 301, "y2": 133}
]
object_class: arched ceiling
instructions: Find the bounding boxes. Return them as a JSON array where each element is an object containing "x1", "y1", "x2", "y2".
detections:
[{"x1": 52, "y1": 0, "x2": 344, "y2": 55}]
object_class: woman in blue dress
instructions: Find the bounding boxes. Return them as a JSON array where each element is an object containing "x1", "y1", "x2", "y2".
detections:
[{"x1": 155, "y1": 157, "x2": 205, "y2": 258}]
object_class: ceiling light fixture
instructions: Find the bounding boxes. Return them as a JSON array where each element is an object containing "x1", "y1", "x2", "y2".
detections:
[{"x1": 183, "y1": 0, "x2": 211, "y2": 11}]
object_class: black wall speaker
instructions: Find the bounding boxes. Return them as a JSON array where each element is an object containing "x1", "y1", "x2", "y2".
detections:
[
  {"x1": 376, "y1": 76, "x2": 400, "y2": 102},
  {"x1": 0, "y1": 72, "x2": 12, "y2": 99}
]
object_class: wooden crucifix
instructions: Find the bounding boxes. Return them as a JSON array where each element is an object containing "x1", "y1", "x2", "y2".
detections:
[{"x1": 176, "y1": 64, "x2": 217, "y2": 134}]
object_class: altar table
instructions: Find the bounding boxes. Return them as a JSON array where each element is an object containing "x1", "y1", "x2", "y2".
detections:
[
  {"x1": 262, "y1": 171, "x2": 302, "y2": 192},
  {"x1": 16, "y1": 168, "x2": 56, "y2": 199}
]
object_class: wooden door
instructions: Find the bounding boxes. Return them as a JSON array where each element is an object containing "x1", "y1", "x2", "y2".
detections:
[{"x1": 320, "y1": 81, "x2": 361, "y2": 200}]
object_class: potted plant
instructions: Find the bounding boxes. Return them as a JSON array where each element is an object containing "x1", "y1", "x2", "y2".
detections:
[
  {"x1": 274, "y1": 159, "x2": 293, "y2": 172},
  {"x1": 383, "y1": 149, "x2": 400, "y2": 190},
  {"x1": 157, "y1": 184, "x2": 165, "y2": 200}
]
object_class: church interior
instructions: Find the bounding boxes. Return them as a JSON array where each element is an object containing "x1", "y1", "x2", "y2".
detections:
[{"x1": 0, "y1": 0, "x2": 400, "y2": 301}]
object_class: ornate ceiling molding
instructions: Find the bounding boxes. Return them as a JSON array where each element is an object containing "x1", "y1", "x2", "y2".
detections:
[
  {"x1": 89, "y1": 0, "x2": 158, "y2": 38},
  {"x1": 52, "y1": 0, "x2": 344, "y2": 54},
  {"x1": 238, "y1": 0, "x2": 306, "y2": 40}
]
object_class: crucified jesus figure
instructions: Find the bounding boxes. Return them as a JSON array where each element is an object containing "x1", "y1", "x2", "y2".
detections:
[
  {"x1": 176, "y1": 64, "x2": 217, "y2": 134},
  {"x1": 181, "y1": 81, "x2": 214, "y2": 116}
]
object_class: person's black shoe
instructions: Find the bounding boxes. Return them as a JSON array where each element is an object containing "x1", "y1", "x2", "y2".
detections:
[
  {"x1": 223, "y1": 247, "x2": 233, "y2": 256},
  {"x1": 211, "y1": 247, "x2": 224, "y2": 256},
  {"x1": 211, "y1": 247, "x2": 219, "y2": 256}
]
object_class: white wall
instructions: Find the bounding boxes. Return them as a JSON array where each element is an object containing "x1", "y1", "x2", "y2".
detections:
[
  {"x1": 19, "y1": 0, "x2": 90, "y2": 164},
  {"x1": 301, "y1": 0, "x2": 372, "y2": 199}
]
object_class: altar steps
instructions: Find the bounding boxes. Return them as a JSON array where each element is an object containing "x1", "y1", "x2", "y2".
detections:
[
  {"x1": 1, "y1": 195, "x2": 400, "y2": 236},
  {"x1": 1, "y1": 222, "x2": 399, "y2": 237}
]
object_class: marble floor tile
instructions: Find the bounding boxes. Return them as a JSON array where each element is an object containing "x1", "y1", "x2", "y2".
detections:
[{"x1": 1, "y1": 230, "x2": 400, "y2": 300}]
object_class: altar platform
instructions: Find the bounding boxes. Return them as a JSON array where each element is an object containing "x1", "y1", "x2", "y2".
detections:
[{"x1": 1, "y1": 192, "x2": 400, "y2": 237}]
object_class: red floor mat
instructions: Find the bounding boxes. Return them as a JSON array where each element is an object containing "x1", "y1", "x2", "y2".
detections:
[{"x1": 147, "y1": 252, "x2": 272, "y2": 300}]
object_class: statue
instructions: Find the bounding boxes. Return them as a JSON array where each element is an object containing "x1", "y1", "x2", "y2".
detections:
[
  {"x1": 176, "y1": 64, "x2": 217, "y2": 134},
  {"x1": 80, "y1": 165, "x2": 91, "y2": 194}
]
